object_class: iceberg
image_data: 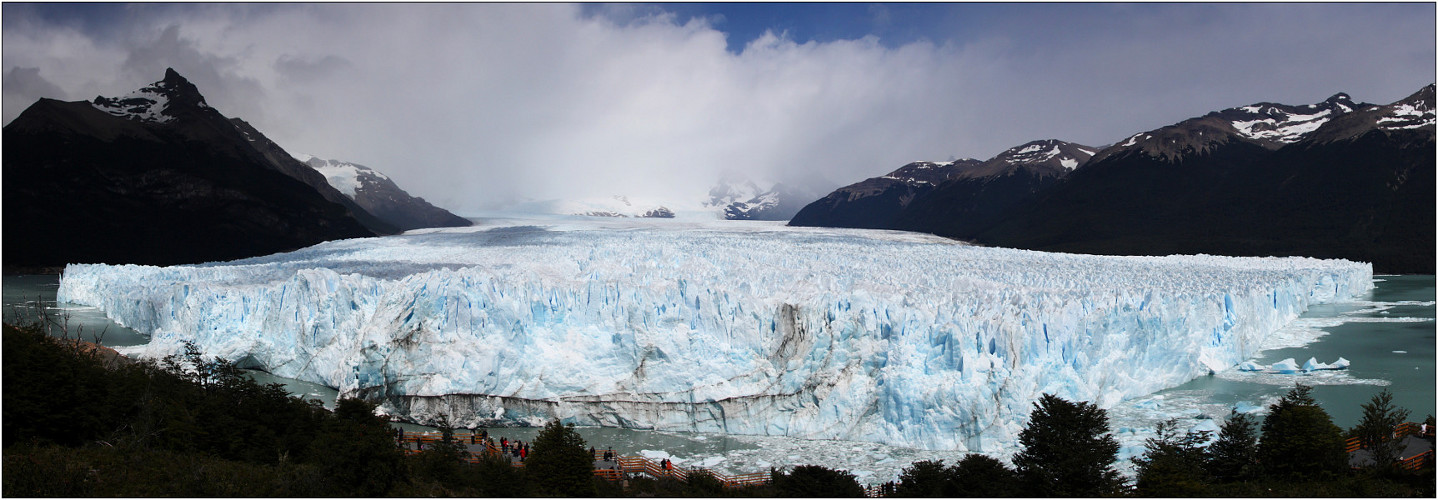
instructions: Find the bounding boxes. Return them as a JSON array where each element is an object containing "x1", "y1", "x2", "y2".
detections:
[
  {"x1": 1302, "y1": 356, "x2": 1350, "y2": 371},
  {"x1": 56, "y1": 220, "x2": 1371, "y2": 452},
  {"x1": 1270, "y1": 358, "x2": 1301, "y2": 374}
]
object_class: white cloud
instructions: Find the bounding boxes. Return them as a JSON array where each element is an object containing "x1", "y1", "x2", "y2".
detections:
[{"x1": 3, "y1": 4, "x2": 1433, "y2": 215}]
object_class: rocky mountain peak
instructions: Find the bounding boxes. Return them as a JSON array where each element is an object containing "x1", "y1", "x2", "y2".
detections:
[{"x1": 92, "y1": 67, "x2": 210, "y2": 123}]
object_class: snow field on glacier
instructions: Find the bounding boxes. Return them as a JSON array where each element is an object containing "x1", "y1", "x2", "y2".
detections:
[{"x1": 57, "y1": 218, "x2": 1372, "y2": 452}]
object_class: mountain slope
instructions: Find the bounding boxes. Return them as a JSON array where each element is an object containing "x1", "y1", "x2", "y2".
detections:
[
  {"x1": 296, "y1": 154, "x2": 471, "y2": 231},
  {"x1": 228, "y1": 119, "x2": 397, "y2": 235},
  {"x1": 2, "y1": 68, "x2": 379, "y2": 269},
  {"x1": 788, "y1": 159, "x2": 984, "y2": 229},
  {"x1": 973, "y1": 86, "x2": 1434, "y2": 273},
  {"x1": 893, "y1": 139, "x2": 1097, "y2": 236}
]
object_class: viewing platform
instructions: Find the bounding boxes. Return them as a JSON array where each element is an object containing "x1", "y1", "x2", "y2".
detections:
[
  {"x1": 396, "y1": 430, "x2": 770, "y2": 489},
  {"x1": 1346, "y1": 422, "x2": 1434, "y2": 470}
]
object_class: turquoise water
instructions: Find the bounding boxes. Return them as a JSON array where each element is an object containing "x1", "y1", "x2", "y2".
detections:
[{"x1": 4, "y1": 273, "x2": 1432, "y2": 480}]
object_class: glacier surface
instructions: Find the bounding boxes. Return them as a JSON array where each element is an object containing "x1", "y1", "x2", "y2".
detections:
[{"x1": 57, "y1": 218, "x2": 1372, "y2": 452}]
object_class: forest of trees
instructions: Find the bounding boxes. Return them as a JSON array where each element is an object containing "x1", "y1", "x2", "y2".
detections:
[{"x1": 3, "y1": 320, "x2": 1433, "y2": 497}]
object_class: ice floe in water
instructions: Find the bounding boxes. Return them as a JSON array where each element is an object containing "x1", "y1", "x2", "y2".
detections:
[{"x1": 57, "y1": 218, "x2": 1371, "y2": 453}]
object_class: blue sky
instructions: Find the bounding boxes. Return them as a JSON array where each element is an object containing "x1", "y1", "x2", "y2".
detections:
[{"x1": 4, "y1": 3, "x2": 1434, "y2": 212}]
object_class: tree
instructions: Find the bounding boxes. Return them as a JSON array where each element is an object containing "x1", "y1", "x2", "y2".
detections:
[
  {"x1": 895, "y1": 459, "x2": 955, "y2": 497},
  {"x1": 1351, "y1": 388, "x2": 1411, "y2": 471},
  {"x1": 950, "y1": 453, "x2": 1019, "y2": 497},
  {"x1": 772, "y1": 465, "x2": 866, "y2": 497},
  {"x1": 1257, "y1": 384, "x2": 1347, "y2": 479},
  {"x1": 525, "y1": 419, "x2": 595, "y2": 497},
  {"x1": 1011, "y1": 393, "x2": 1125, "y2": 497},
  {"x1": 1131, "y1": 419, "x2": 1212, "y2": 496},
  {"x1": 307, "y1": 398, "x2": 405, "y2": 496},
  {"x1": 1205, "y1": 409, "x2": 1259, "y2": 482}
]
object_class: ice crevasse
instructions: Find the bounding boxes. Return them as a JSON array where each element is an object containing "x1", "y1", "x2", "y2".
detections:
[{"x1": 57, "y1": 222, "x2": 1372, "y2": 452}]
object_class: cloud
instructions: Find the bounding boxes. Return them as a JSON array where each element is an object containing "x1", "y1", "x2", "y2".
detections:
[
  {"x1": 2, "y1": 4, "x2": 1433, "y2": 215},
  {"x1": 2, "y1": 67, "x2": 66, "y2": 120}
]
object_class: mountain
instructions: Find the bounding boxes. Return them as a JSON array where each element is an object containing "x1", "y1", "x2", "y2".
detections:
[
  {"x1": 3, "y1": 68, "x2": 380, "y2": 270},
  {"x1": 228, "y1": 119, "x2": 396, "y2": 235},
  {"x1": 794, "y1": 85, "x2": 1433, "y2": 273},
  {"x1": 892, "y1": 139, "x2": 1097, "y2": 236},
  {"x1": 969, "y1": 86, "x2": 1435, "y2": 274},
  {"x1": 787, "y1": 158, "x2": 984, "y2": 229},
  {"x1": 706, "y1": 173, "x2": 824, "y2": 221},
  {"x1": 296, "y1": 154, "x2": 471, "y2": 231},
  {"x1": 511, "y1": 195, "x2": 677, "y2": 218}
]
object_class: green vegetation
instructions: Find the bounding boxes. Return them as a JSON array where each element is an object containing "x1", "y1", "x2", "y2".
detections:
[
  {"x1": 771, "y1": 464, "x2": 866, "y2": 497},
  {"x1": 1352, "y1": 388, "x2": 1412, "y2": 471},
  {"x1": 1257, "y1": 384, "x2": 1349, "y2": 479},
  {"x1": 892, "y1": 455, "x2": 1019, "y2": 497},
  {"x1": 526, "y1": 420, "x2": 596, "y2": 497},
  {"x1": 4, "y1": 320, "x2": 1434, "y2": 497},
  {"x1": 1012, "y1": 393, "x2": 1126, "y2": 497}
]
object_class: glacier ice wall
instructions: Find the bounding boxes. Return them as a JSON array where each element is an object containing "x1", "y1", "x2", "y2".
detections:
[{"x1": 58, "y1": 220, "x2": 1372, "y2": 451}]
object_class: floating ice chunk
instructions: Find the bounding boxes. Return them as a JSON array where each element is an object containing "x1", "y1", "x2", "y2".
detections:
[
  {"x1": 1233, "y1": 402, "x2": 1262, "y2": 414},
  {"x1": 1237, "y1": 361, "x2": 1264, "y2": 372},
  {"x1": 1270, "y1": 358, "x2": 1301, "y2": 374},
  {"x1": 1188, "y1": 419, "x2": 1222, "y2": 445},
  {"x1": 639, "y1": 450, "x2": 673, "y2": 461},
  {"x1": 1302, "y1": 357, "x2": 1349, "y2": 371}
]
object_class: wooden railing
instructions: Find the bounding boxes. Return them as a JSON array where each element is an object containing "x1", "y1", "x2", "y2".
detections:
[
  {"x1": 396, "y1": 431, "x2": 771, "y2": 488},
  {"x1": 1345, "y1": 422, "x2": 1434, "y2": 470}
]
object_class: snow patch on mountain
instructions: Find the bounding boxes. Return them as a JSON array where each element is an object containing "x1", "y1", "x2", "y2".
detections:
[
  {"x1": 296, "y1": 154, "x2": 391, "y2": 198},
  {"x1": 91, "y1": 69, "x2": 209, "y2": 123},
  {"x1": 93, "y1": 86, "x2": 177, "y2": 123},
  {"x1": 1230, "y1": 107, "x2": 1334, "y2": 143}
]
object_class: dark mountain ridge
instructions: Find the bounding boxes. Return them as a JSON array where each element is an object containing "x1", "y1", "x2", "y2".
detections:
[
  {"x1": 787, "y1": 158, "x2": 984, "y2": 229},
  {"x1": 810, "y1": 85, "x2": 1433, "y2": 274},
  {"x1": 3, "y1": 69, "x2": 382, "y2": 270}
]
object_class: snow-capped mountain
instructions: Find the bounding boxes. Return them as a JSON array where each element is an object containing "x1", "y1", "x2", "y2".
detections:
[
  {"x1": 513, "y1": 195, "x2": 678, "y2": 218},
  {"x1": 295, "y1": 154, "x2": 471, "y2": 231},
  {"x1": 3, "y1": 68, "x2": 381, "y2": 268},
  {"x1": 791, "y1": 139, "x2": 1098, "y2": 230},
  {"x1": 1305, "y1": 84, "x2": 1435, "y2": 143},
  {"x1": 953, "y1": 139, "x2": 1098, "y2": 180},
  {"x1": 798, "y1": 84, "x2": 1434, "y2": 273},
  {"x1": 1090, "y1": 92, "x2": 1371, "y2": 163},
  {"x1": 890, "y1": 139, "x2": 1097, "y2": 236},
  {"x1": 973, "y1": 85, "x2": 1435, "y2": 274},
  {"x1": 706, "y1": 173, "x2": 824, "y2": 221},
  {"x1": 91, "y1": 68, "x2": 211, "y2": 123}
]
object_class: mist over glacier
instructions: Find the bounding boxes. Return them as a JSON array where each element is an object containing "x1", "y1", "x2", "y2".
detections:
[{"x1": 57, "y1": 218, "x2": 1371, "y2": 452}]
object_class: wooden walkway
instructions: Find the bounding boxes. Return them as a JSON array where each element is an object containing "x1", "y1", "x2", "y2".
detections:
[
  {"x1": 396, "y1": 430, "x2": 769, "y2": 489},
  {"x1": 1346, "y1": 421, "x2": 1435, "y2": 471}
]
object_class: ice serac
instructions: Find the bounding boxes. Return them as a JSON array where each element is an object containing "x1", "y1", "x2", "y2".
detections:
[{"x1": 57, "y1": 222, "x2": 1372, "y2": 452}]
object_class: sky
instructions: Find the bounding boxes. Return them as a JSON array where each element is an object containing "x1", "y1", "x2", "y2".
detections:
[{"x1": 3, "y1": 3, "x2": 1434, "y2": 215}]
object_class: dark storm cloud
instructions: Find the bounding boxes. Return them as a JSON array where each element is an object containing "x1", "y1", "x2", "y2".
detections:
[{"x1": 3, "y1": 3, "x2": 1433, "y2": 215}]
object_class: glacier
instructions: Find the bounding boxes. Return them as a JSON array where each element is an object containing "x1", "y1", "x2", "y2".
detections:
[{"x1": 57, "y1": 218, "x2": 1372, "y2": 452}]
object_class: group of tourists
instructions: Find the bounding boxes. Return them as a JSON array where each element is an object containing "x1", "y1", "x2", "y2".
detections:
[
  {"x1": 590, "y1": 447, "x2": 620, "y2": 463},
  {"x1": 400, "y1": 429, "x2": 693, "y2": 476},
  {"x1": 499, "y1": 436, "x2": 529, "y2": 460}
]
